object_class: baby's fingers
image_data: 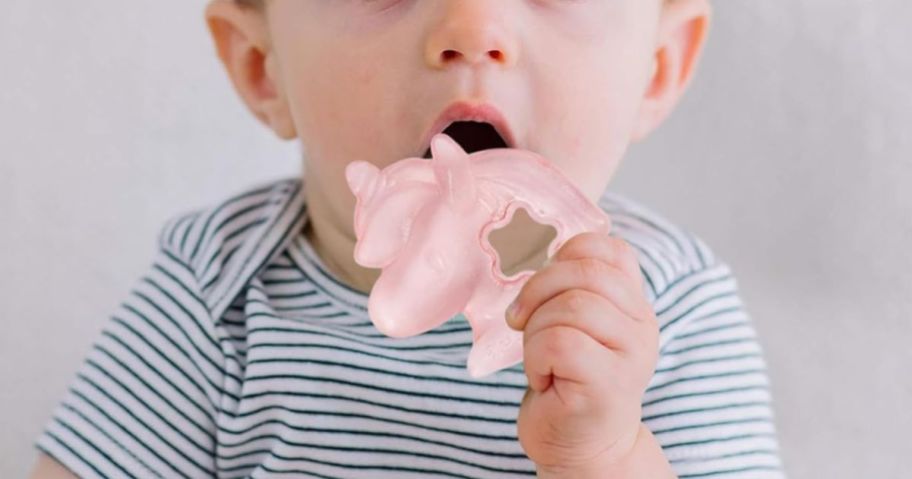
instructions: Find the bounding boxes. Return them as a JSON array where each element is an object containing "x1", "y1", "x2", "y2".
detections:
[
  {"x1": 553, "y1": 233, "x2": 644, "y2": 288},
  {"x1": 522, "y1": 289, "x2": 645, "y2": 356},
  {"x1": 507, "y1": 258, "x2": 654, "y2": 332},
  {"x1": 523, "y1": 324, "x2": 613, "y2": 397}
]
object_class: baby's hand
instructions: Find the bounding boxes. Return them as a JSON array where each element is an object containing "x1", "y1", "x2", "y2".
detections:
[{"x1": 506, "y1": 232, "x2": 660, "y2": 476}]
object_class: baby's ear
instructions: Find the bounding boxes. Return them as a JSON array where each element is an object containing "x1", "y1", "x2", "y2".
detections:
[
  {"x1": 631, "y1": 0, "x2": 711, "y2": 143},
  {"x1": 204, "y1": 1, "x2": 297, "y2": 140}
]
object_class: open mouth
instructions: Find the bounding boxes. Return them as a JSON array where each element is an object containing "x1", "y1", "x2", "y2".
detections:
[{"x1": 422, "y1": 121, "x2": 510, "y2": 159}]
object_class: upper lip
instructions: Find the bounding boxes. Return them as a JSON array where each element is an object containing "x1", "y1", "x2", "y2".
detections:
[{"x1": 419, "y1": 101, "x2": 516, "y2": 157}]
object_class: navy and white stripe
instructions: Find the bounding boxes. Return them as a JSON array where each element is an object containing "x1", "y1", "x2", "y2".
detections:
[{"x1": 36, "y1": 177, "x2": 785, "y2": 478}]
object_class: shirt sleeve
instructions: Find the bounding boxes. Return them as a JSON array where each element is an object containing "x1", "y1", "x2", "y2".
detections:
[
  {"x1": 644, "y1": 261, "x2": 787, "y2": 479},
  {"x1": 35, "y1": 213, "x2": 226, "y2": 478}
]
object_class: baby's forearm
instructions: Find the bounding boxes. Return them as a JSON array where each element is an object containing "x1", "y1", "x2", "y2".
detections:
[{"x1": 536, "y1": 423, "x2": 677, "y2": 479}]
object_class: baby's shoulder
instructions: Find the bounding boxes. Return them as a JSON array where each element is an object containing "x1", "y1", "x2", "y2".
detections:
[
  {"x1": 154, "y1": 176, "x2": 305, "y2": 314},
  {"x1": 597, "y1": 191, "x2": 721, "y2": 298},
  {"x1": 597, "y1": 192, "x2": 748, "y2": 349}
]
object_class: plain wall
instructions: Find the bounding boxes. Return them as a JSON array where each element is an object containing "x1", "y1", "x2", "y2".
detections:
[{"x1": 2, "y1": 0, "x2": 910, "y2": 477}]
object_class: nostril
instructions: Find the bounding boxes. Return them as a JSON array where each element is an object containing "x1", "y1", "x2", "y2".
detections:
[
  {"x1": 442, "y1": 50, "x2": 461, "y2": 61},
  {"x1": 440, "y1": 50, "x2": 505, "y2": 64}
]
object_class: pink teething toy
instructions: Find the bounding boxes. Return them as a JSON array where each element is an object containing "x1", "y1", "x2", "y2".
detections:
[{"x1": 345, "y1": 134, "x2": 611, "y2": 377}]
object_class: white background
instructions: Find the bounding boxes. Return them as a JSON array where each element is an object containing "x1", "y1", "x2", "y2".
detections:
[{"x1": 2, "y1": 1, "x2": 910, "y2": 477}]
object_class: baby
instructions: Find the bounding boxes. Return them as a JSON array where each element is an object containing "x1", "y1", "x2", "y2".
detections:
[{"x1": 30, "y1": 0, "x2": 785, "y2": 478}]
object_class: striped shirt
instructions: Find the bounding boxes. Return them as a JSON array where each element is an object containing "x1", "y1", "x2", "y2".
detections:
[{"x1": 36, "y1": 176, "x2": 786, "y2": 478}]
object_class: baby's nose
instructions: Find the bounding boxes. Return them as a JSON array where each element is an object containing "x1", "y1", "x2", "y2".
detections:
[{"x1": 424, "y1": 0, "x2": 519, "y2": 70}]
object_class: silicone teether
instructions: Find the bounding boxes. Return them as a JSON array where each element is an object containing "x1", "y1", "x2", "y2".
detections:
[{"x1": 345, "y1": 133, "x2": 611, "y2": 377}]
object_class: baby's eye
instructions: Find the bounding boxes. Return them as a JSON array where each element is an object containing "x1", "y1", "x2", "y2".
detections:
[
  {"x1": 355, "y1": 0, "x2": 402, "y2": 12},
  {"x1": 533, "y1": 0, "x2": 590, "y2": 6}
]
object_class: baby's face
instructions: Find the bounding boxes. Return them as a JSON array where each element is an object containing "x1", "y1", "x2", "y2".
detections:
[{"x1": 262, "y1": 0, "x2": 664, "y2": 218}]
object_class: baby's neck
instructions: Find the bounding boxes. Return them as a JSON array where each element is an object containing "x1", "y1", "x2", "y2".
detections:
[{"x1": 304, "y1": 213, "x2": 379, "y2": 295}]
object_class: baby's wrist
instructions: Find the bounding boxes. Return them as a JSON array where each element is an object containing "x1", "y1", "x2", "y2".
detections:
[{"x1": 535, "y1": 423, "x2": 674, "y2": 479}]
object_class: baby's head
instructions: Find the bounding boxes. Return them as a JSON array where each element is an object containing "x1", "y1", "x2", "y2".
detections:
[{"x1": 204, "y1": 0, "x2": 710, "y2": 280}]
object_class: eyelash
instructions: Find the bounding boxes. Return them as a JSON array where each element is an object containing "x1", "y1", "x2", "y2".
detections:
[
  {"x1": 357, "y1": 0, "x2": 401, "y2": 10},
  {"x1": 354, "y1": 0, "x2": 589, "y2": 16}
]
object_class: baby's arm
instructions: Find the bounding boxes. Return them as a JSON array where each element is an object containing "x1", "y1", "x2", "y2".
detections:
[
  {"x1": 644, "y1": 259, "x2": 786, "y2": 478},
  {"x1": 29, "y1": 211, "x2": 224, "y2": 478}
]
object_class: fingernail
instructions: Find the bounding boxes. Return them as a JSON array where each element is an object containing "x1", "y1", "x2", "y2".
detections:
[
  {"x1": 542, "y1": 255, "x2": 553, "y2": 268},
  {"x1": 505, "y1": 300, "x2": 522, "y2": 329}
]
